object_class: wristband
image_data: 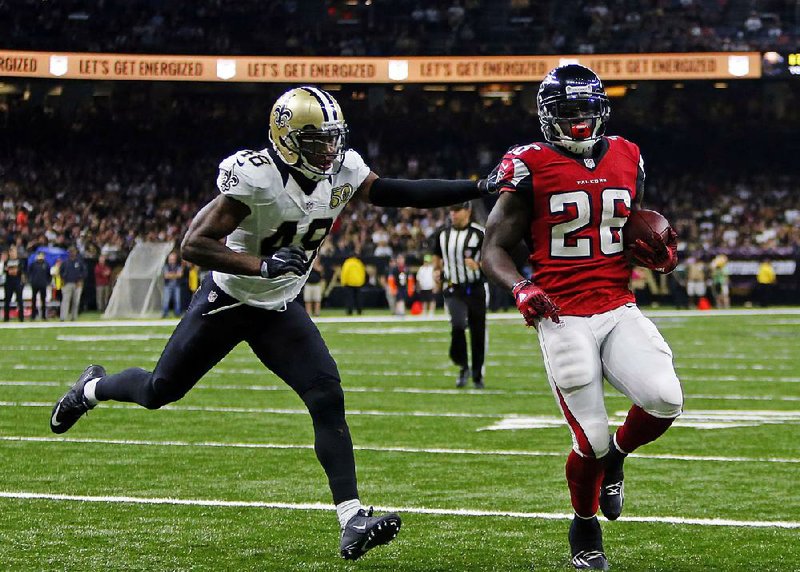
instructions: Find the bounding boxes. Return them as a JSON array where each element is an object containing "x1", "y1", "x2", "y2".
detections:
[{"x1": 512, "y1": 279, "x2": 531, "y2": 294}]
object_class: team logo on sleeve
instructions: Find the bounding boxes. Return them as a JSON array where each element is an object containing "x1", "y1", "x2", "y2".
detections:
[
  {"x1": 218, "y1": 168, "x2": 239, "y2": 192},
  {"x1": 329, "y1": 184, "x2": 354, "y2": 208}
]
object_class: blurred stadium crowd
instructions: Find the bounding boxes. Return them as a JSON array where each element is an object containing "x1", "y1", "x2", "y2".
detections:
[
  {"x1": 1, "y1": 81, "x2": 798, "y2": 311},
  {"x1": 1, "y1": 0, "x2": 797, "y2": 56},
  {"x1": 0, "y1": 0, "x2": 798, "y2": 313}
]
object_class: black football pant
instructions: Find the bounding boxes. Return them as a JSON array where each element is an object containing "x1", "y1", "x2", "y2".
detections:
[
  {"x1": 95, "y1": 275, "x2": 358, "y2": 504},
  {"x1": 444, "y1": 283, "x2": 487, "y2": 379}
]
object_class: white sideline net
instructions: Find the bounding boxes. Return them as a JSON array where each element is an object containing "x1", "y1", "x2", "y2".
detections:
[{"x1": 104, "y1": 242, "x2": 176, "y2": 318}]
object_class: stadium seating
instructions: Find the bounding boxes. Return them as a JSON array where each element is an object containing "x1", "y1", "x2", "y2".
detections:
[{"x1": 0, "y1": 0, "x2": 796, "y2": 56}]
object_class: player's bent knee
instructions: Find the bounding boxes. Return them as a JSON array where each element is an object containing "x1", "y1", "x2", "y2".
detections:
[
  {"x1": 642, "y1": 379, "x2": 684, "y2": 418},
  {"x1": 301, "y1": 376, "x2": 345, "y2": 420}
]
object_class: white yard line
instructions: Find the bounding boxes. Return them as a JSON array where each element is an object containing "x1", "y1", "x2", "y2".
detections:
[
  {"x1": 4, "y1": 400, "x2": 800, "y2": 428},
  {"x1": 7, "y1": 363, "x2": 800, "y2": 383},
  {"x1": 0, "y1": 308, "x2": 799, "y2": 330},
  {"x1": 0, "y1": 491, "x2": 797, "y2": 529},
  {"x1": 4, "y1": 379, "x2": 800, "y2": 402},
  {"x1": 3, "y1": 345, "x2": 798, "y2": 364},
  {"x1": 3, "y1": 435, "x2": 798, "y2": 464},
  {"x1": 0, "y1": 400, "x2": 504, "y2": 419}
]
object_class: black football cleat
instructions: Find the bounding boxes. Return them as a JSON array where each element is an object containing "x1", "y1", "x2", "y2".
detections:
[
  {"x1": 472, "y1": 376, "x2": 485, "y2": 389},
  {"x1": 50, "y1": 365, "x2": 106, "y2": 434},
  {"x1": 599, "y1": 474, "x2": 624, "y2": 521},
  {"x1": 340, "y1": 507, "x2": 401, "y2": 561},
  {"x1": 455, "y1": 366, "x2": 470, "y2": 388},
  {"x1": 569, "y1": 516, "x2": 609, "y2": 571},
  {"x1": 600, "y1": 438, "x2": 626, "y2": 521}
]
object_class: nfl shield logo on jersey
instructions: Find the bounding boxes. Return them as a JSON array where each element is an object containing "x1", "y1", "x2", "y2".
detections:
[{"x1": 584, "y1": 158, "x2": 596, "y2": 169}]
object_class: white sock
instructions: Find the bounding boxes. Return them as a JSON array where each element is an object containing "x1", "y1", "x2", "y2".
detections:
[
  {"x1": 83, "y1": 378, "x2": 101, "y2": 406},
  {"x1": 336, "y1": 499, "x2": 363, "y2": 529}
]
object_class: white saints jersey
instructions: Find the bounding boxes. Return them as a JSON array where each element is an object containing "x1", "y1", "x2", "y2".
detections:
[{"x1": 212, "y1": 148, "x2": 370, "y2": 310}]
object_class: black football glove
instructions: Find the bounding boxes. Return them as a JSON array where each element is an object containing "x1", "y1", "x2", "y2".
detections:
[
  {"x1": 630, "y1": 228, "x2": 678, "y2": 274},
  {"x1": 260, "y1": 245, "x2": 307, "y2": 278},
  {"x1": 477, "y1": 164, "x2": 502, "y2": 196}
]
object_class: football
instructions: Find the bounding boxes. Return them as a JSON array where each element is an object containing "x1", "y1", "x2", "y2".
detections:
[{"x1": 623, "y1": 209, "x2": 672, "y2": 258}]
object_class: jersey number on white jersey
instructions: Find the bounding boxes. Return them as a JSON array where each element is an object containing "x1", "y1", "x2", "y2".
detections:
[{"x1": 260, "y1": 218, "x2": 334, "y2": 256}]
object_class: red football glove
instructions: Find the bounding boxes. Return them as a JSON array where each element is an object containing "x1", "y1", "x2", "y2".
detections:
[
  {"x1": 630, "y1": 228, "x2": 678, "y2": 274},
  {"x1": 512, "y1": 280, "x2": 561, "y2": 326}
]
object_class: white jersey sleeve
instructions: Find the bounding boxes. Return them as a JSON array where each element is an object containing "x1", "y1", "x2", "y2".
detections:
[
  {"x1": 342, "y1": 149, "x2": 371, "y2": 191},
  {"x1": 216, "y1": 150, "x2": 279, "y2": 208}
]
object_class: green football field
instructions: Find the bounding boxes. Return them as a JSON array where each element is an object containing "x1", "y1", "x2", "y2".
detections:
[{"x1": 0, "y1": 310, "x2": 798, "y2": 571}]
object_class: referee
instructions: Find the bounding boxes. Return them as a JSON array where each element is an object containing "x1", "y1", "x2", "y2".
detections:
[{"x1": 433, "y1": 201, "x2": 487, "y2": 389}]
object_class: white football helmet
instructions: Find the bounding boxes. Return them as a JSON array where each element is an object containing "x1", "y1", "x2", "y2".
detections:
[{"x1": 268, "y1": 86, "x2": 349, "y2": 181}]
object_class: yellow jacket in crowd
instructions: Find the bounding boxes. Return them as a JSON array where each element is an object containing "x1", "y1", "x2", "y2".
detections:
[
  {"x1": 341, "y1": 256, "x2": 366, "y2": 288},
  {"x1": 756, "y1": 261, "x2": 776, "y2": 285}
]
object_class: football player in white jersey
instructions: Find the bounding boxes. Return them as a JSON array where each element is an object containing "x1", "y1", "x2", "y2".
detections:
[{"x1": 50, "y1": 86, "x2": 496, "y2": 561}]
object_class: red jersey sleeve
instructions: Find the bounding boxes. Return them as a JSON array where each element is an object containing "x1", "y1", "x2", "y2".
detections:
[{"x1": 493, "y1": 144, "x2": 540, "y2": 200}]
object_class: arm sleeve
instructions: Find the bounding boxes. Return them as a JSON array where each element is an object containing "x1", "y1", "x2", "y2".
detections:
[{"x1": 368, "y1": 178, "x2": 480, "y2": 208}]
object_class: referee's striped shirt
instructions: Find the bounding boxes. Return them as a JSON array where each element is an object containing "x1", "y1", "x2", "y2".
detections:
[{"x1": 434, "y1": 222, "x2": 486, "y2": 286}]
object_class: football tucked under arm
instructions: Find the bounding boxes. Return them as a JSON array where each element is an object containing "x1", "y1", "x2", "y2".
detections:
[{"x1": 623, "y1": 209, "x2": 678, "y2": 274}]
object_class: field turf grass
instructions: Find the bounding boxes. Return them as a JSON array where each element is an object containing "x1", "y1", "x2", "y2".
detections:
[{"x1": 0, "y1": 309, "x2": 798, "y2": 571}]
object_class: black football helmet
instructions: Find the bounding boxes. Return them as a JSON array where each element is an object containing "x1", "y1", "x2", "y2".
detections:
[{"x1": 537, "y1": 64, "x2": 610, "y2": 155}]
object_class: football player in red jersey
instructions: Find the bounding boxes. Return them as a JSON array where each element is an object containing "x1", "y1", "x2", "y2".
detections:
[{"x1": 481, "y1": 65, "x2": 682, "y2": 571}]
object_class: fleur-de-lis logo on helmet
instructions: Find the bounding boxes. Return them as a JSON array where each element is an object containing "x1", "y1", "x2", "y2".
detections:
[{"x1": 273, "y1": 104, "x2": 293, "y2": 129}]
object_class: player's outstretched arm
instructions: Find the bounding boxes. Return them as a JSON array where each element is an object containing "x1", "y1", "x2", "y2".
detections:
[
  {"x1": 357, "y1": 172, "x2": 495, "y2": 208},
  {"x1": 181, "y1": 194, "x2": 262, "y2": 276}
]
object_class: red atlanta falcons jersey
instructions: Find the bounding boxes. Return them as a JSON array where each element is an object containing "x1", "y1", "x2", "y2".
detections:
[{"x1": 496, "y1": 136, "x2": 645, "y2": 316}]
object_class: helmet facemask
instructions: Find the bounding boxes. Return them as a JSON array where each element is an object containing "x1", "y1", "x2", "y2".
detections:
[
  {"x1": 282, "y1": 122, "x2": 349, "y2": 181},
  {"x1": 540, "y1": 94, "x2": 610, "y2": 155}
]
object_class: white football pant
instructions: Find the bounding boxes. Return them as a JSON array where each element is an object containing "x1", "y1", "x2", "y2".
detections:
[{"x1": 536, "y1": 303, "x2": 683, "y2": 458}]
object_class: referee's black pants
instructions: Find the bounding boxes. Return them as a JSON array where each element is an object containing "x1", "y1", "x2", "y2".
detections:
[{"x1": 443, "y1": 283, "x2": 487, "y2": 380}]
